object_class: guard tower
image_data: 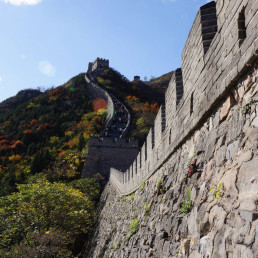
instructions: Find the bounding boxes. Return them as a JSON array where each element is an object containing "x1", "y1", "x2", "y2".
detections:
[
  {"x1": 134, "y1": 76, "x2": 140, "y2": 82},
  {"x1": 88, "y1": 58, "x2": 109, "y2": 72}
]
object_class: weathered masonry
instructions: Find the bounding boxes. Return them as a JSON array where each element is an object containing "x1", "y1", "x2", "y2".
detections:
[
  {"x1": 85, "y1": 1, "x2": 258, "y2": 257},
  {"x1": 82, "y1": 66, "x2": 138, "y2": 179},
  {"x1": 88, "y1": 57, "x2": 109, "y2": 73},
  {"x1": 81, "y1": 138, "x2": 139, "y2": 179},
  {"x1": 110, "y1": 0, "x2": 258, "y2": 195}
]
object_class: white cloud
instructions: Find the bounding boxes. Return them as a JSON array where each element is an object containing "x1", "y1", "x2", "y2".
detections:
[
  {"x1": 2, "y1": 0, "x2": 42, "y2": 6},
  {"x1": 39, "y1": 61, "x2": 56, "y2": 77},
  {"x1": 0, "y1": 76, "x2": 2, "y2": 84}
]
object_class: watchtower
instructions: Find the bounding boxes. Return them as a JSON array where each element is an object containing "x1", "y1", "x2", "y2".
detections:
[{"x1": 134, "y1": 76, "x2": 140, "y2": 82}]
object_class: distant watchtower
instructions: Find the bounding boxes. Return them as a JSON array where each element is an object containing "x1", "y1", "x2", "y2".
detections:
[
  {"x1": 88, "y1": 57, "x2": 109, "y2": 73},
  {"x1": 134, "y1": 76, "x2": 140, "y2": 82}
]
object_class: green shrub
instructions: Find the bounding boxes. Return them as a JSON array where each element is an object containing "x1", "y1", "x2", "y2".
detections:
[
  {"x1": 144, "y1": 203, "x2": 152, "y2": 216},
  {"x1": 180, "y1": 189, "x2": 192, "y2": 214},
  {"x1": 154, "y1": 178, "x2": 166, "y2": 196},
  {"x1": 112, "y1": 242, "x2": 120, "y2": 250},
  {"x1": 139, "y1": 180, "x2": 145, "y2": 191},
  {"x1": 126, "y1": 219, "x2": 141, "y2": 241},
  {"x1": 242, "y1": 99, "x2": 255, "y2": 114},
  {"x1": 0, "y1": 179, "x2": 97, "y2": 254},
  {"x1": 210, "y1": 182, "x2": 224, "y2": 200}
]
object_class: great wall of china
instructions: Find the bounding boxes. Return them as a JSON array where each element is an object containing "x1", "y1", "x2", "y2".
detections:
[
  {"x1": 109, "y1": 0, "x2": 258, "y2": 196},
  {"x1": 82, "y1": 1, "x2": 258, "y2": 257},
  {"x1": 82, "y1": 65, "x2": 139, "y2": 179}
]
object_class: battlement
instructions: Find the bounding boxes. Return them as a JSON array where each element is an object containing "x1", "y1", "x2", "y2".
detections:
[
  {"x1": 87, "y1": 57, "x2": 110, "y2": 73},
  {"x1": 96, "y1": 57, "x2": 109, "y2": 62},
  {"x1": 110, "y1": 0, "x2": 258, "y2": 196},
  {"x1": 89, "y1": 137, "x2": 139, "y2": 149},
  {"x1": 82, "y1": 137, "x2": 139, "y2": 179},
  {"x1": 134, "y1": 76, "x2": 141, "y2": 82}
]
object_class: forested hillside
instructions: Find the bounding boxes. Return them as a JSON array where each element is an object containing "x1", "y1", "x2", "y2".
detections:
[{"x1": 0, "y1": 68, "x2": 165, "y2": 256}]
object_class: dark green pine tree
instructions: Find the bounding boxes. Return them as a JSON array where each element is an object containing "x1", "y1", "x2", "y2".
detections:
[
  {"x1": 78, "y1": 133, "x2": 86, "y2": 151},
  {"x1": 30, "y1": 151, "x2": 44, "y2": 175}
]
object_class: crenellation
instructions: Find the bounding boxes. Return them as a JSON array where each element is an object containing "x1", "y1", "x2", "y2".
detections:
[
  {"x1": 88, "y1": 57, "x2": 109, "y2": 72},
  {"x1": 109, "y1": 0, "x2": 258, "y2": 198},
  {"x1": 146, "y1": 129, "x2": 153, "y2": 163},
  {"x1": 161, "y1": 104, "x2": 166, "y2": 132}
]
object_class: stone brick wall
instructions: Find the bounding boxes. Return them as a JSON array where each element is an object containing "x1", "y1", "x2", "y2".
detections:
[
  {"x1": 110, "y1": 0, "x2": 258, "y2": 196},
  {"x1": 81, "y1": 138, "x2": 139, "y2": 179},
  {"x1": 85, "y1": 63, "x2": 258, "y2": 258},
  {"x1": 91, "y1": 58, "x2": 109, "y2": 72},
  {"x1": 83, "y1": 1, "x2": 258, "y2": 257},
  {"x1": 85, "y1": 73, "x2": 114, "y2": 126}
]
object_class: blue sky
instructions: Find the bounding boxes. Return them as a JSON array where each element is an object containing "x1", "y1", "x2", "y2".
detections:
[{"x1": 0, "y1": 0, "x2": 210, "y2": 102}]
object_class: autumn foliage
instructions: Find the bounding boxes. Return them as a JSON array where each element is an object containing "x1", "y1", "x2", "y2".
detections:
[{"x1": 92, "y1": 98, "x2": 107, "y2": 111}]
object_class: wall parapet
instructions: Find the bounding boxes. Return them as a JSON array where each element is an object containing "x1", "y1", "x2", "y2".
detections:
[
  {"x1": 85, "y1": 73, "x2": 115, "y2": 127},
  {"x1": 110, "y1": 0, "x2": 258, "y2": 196}
]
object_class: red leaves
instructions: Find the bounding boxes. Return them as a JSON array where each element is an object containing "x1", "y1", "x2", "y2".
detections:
[
  {"x1": 23, "y1": 129, "x2": 32, "y2": 134},
  {"x1": 188, "y1": 160, "x2": 197, "y2": 175},
  {"x1": 10, "y1": 140, "x2": 24, "y2": 149},
  {"x1": 92, "y1": 98, "x2": 107, "y2": 112},
  {"x1": 37, "y1": 123, "x2": 53, "y2": 132}
]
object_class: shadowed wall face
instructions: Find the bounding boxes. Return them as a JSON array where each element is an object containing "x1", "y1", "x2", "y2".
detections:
[{"x1": 81, "y1": 138, "x2": 139, "y2": 179}]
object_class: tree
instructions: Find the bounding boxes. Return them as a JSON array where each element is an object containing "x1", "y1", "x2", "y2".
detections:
[
  {"x1": 0, "y1": 179, "x2": 97, "y2": 254},
  {"x1": 78, "y1": 133, "x2": 86, "y2": 151},
  {"x1": 30, "y1": 149, "x2": 52, "y2": 174}
]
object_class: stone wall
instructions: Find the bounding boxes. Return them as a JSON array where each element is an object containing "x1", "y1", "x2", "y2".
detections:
[
  {"x1": 85, "y1": 73, "x2": 114, "y2": 126},
  {"x1": 84, "y1": 65, "x2": 258, "y2": 257},
  {"x1": 83, "y1": 0, "x2": 258, "y2": 256},
  {"x1": 91, "y1": 58, "x2": 109, "y2": 72},
  {"x1": 81, "y1": 138, "x2": 139, "y2": 179},
  {"x1": 110, "y1": 0, "x2": 258, "y2": 196}
]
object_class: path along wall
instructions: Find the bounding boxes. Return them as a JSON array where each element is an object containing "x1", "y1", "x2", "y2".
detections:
[
  {"x1": 85, "y1": 73, "x2": 114, "y2": 126},
  {"x1": 110, "y1": 0, "x2": 258, "y2": 196}
]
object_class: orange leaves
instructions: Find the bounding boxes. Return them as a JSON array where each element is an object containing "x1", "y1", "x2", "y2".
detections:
[
  {"x1": 9, "y1": 154, "x2": 21, "y2": 163},
  {"x1": 10, "y1": 140, "x2": 24, "y2": 149},
  {"x1": 126, "y1": 95, "x2": 159, "y2": 114},
  {"x1": 0, "y1": 139, "x2": 24, "y2": 151},
  {"x1": 126, "y1": 95, "x2": 140, "y2": 103},
  {"x1": 0, "y1": 139, "x2": 9, "y2": 145},
  {"x1": 66, "y1": 136, "x2": 79, "y2": 149},
  {"x1": 92, "y1": 98, "x2": 107, "y2": 112},
  {"x1": 30, "y1": 119, "x2": 38, "y2": 127},
  {"x1": 0, "y1": 139, "x2": 11, "y2": 151},
  {"x1": 23, "y1": 129, "x2": 32, "y2": 135},
  {"x1": 49, "y1": 86, "x2": 65, "y2": 96},
  {"x1": 59, "y1": 150, "x2": 66, "y2": 156},
  {"x1": 48, "y1": 86, "x2": 66, "y2": 102},
  {"x1": 37, "y1": 123, "x2": 53, "y2": 132},
  {"x1": 77, "y1": 121, "x2": 84, "y2": 128},
  {"x1": 143, "y1": 102, "x2": 159, "y2": 113}
]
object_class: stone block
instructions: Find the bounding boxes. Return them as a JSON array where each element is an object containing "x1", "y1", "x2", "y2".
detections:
[
  {"x1": 220, "y1": 94, "x2": 236, "y2": 121},
  {"x1": 226, "y1": 140, "x2": 240, "y2": 160},
  {"x1": 237, "y1": 159, "x2": 258, "y2": 211}
]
